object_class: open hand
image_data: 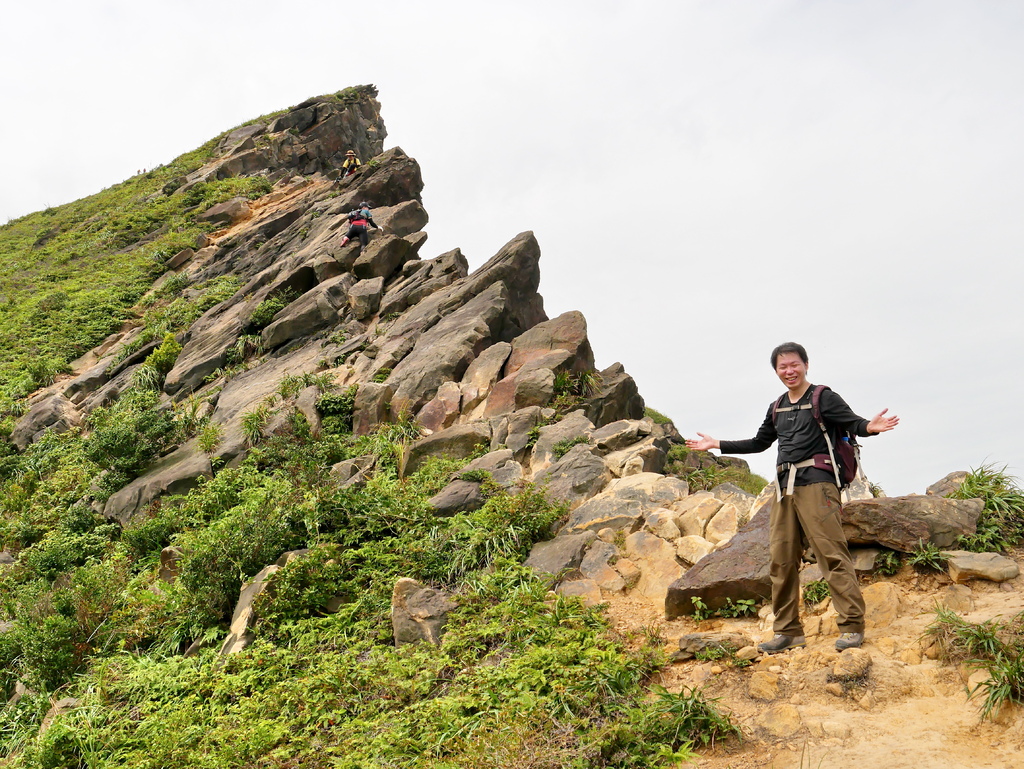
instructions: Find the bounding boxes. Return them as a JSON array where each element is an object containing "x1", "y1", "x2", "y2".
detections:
[
  {"x1": 867, "y1": 409, "x2": 899, "y2": 434},
  {"x1": 685, "y1": 432, "x2": 720, "y2": 451}
]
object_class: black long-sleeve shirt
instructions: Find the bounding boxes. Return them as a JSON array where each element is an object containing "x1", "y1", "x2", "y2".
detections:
[{"x1": 720, "y1": 385, "x2": 873, "y2": 487}]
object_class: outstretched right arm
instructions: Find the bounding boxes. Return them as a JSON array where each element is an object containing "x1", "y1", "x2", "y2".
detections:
[
  {"x1": 687, "y1": 405, "x2": 778, "y2": 455},
  {"x1": 685, "y1": 433, "x2": 720, "y2": 451}
]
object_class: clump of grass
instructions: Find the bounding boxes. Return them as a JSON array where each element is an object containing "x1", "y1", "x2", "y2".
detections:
[
  {"x1": 552, "y1": 435, "x2": 591, "y2": 460},
  {"x1": 949, "y1": 464, "x2": 1024, "y2": 552},
  {"x1": 908, "y1": 540, "x2": 948, "y2": 573},
  {"x1": 874, "y1": 548, "x2": 902, "y2": 577},
  {"x1": 925, "y1": 607, "x2": 1024, "y2": 720},
  {"x1": 803, "y1": 579, "x2": 830, "y2": 606}
]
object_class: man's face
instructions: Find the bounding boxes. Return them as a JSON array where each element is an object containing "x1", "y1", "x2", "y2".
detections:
[{"x1": 775, "y1": 352, "x2": 808, "y2": 391}]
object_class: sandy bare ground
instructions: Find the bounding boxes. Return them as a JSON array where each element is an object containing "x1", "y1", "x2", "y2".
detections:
[{"x1": 601, "y1": 551, "x2": 1024, "y2": 769}]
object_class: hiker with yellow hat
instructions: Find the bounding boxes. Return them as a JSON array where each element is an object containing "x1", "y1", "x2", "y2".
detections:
[{"x1": 341, "y1": 150, "x2": 361, "y2": 179}]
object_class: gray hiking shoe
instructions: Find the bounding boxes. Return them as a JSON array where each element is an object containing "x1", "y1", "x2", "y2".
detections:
[
  {"x1": 757, "y1": 634, "x2": 806, "y2": 655},
  {"x1": 835, "y1": 632, "x2": 864, "y2": 651}
]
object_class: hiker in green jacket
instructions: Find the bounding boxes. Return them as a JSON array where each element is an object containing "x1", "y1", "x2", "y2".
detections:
[{"x1": 686, "y1": 342, "x2": 899, "y2": 655}]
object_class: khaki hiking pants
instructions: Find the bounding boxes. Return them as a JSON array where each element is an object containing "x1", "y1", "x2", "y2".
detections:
[{"x1": 769, "y1": 482, "x2": 865, "y2": 636}]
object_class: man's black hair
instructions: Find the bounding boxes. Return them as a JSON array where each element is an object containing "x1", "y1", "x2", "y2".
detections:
[{"x1": 771, "y1": 342, "x2": 808, "y2": 368}]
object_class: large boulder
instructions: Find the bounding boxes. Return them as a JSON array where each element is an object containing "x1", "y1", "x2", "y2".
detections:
[
  {"x1": 379, "y1": 248, "x2": 468, "y2": 318},
  {"x1": 525, "y1": 531, "x2": 597, "y2": 580},
  {"x1": 351, "y1": 382, "x2": 393, "y2": 436},
  {"x1": 926, "y1": 471, "x2": 969, "y2": 497},
  {"x1": 374, "y1": 200, "x2": 428, "y2": 238},
  {"x1": 582, "y1": 362, "x2": 645, "y2": 427},
  {"x1": 352, "y1": 234, "x2": 414, "y2": 280},
  {"x1": 504, "y1": 310, "x2": 594, "y2": 377},
  {"x1": 529, "y1": 410, "x2": 595, "y2": 476},
  {"x1": 532, "y1": 444, "x2": 611, "y2": 509},
  {"x1": 260, "y1": 273, "x2": 354, "y2": 350},
  {"x1": 11, "y1": 394, "x2": 83, "y2": 451},
  {"x1": 103, "y1": 446, "x2": 213, "y2": 525},
  {"x1": 348, "y1": 276, "x2": 385, "y2": 320},
  {"x1": 459, "y1": 342, "x2": 512, "y2": 416},
  {"x1": 400, "y1": 423, "x2": 491, "y2": 477},
  {"x1": 198, "y1": 197, "x2": 251, "y2": 227},
  {"x1": 841, "y1": 496, "x2": 984, "y2": 551},
  {"x1": 941, "y1": 551, "x2": 1020, "y2": 583},
  {"x1": 387, "y1": 281, "x2": 513, "y2": 418},
  {"x1": 625, "y1": 531, "x2": 684, "y2": 606},
  {"x1": 665, "y1": 506, "x2": 773, "y2": 618}
]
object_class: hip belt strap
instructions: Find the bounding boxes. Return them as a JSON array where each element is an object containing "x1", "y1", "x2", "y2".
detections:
[{"x1": 776, "y1": 458, "x2": 823, "y2": 501}]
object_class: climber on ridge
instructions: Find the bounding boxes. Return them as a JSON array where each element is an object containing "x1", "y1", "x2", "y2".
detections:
[
  {"x1": 341, "y1": 150, "x2": 361, "y2": 179},
  {"x1": 338, "y1": 202, "x2": 382, "y2": 250}
]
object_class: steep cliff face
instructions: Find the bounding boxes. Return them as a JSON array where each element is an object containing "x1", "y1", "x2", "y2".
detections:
[{"x1": 14, "y1": 87, "x2": 650, "y2": 526}]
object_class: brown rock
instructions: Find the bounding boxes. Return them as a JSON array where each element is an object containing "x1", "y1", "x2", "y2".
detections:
[
  {"x1": 665, "y1": 506, "x2": 773, "y2": 618},
  {"x1": 392, "y1": 578, "x2": 456, "y2": 646},
  {"x1": 841, "y1": 495, "x2": 984, "y2": 551},
  {"x1": 748, "y1": 671, "x2": 780, "y2": 701},
  {"x1": 756, "y1": 704, "x2": 802, "y2": 738},
  {"x1": 624, "y1": 530, "x2": 683, "y2": 606},
  {"x1": 926, "y1": 471, "x2": 969, "y2": 497},
  {"x1": 942, "y1": 551, "x2": 1020, "y2": 583},
  {"x1": 504, "y1": 310, "x2": 594, "y2": 377},
  {"x1": 400, "y1": 423, "x2": 491, "y2": 477}
]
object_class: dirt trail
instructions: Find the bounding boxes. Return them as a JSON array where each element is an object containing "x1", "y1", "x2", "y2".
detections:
[{"x1": 602, "y1": 551, "x2": 1024, "y2": 769}]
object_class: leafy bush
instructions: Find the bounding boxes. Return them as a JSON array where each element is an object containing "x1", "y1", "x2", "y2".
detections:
[
  {"x1": 802, "y1": 579, "x2": 831, "y2": 606},
  {"x1": 316, "y1": 385, "x2": 358, "y2": 434},
  {"x1": 874, "y1": 548, "x2": 902, "y2": 577},
  {"x1": 249, "y1": 288, "x2": 299, "y2": 330},
  {"x1": 84, "y1": 389, "x2": 179, "y2": 497}
]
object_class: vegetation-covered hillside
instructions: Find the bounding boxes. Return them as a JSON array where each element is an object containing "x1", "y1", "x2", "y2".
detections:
[{"x1": 0, "y1": 92, "x2": 738, "y2": 768}]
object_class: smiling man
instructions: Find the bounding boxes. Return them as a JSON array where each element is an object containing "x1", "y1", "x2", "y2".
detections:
[{"x1": 685, "y1": 342, "x2": 899, "y2": 653}]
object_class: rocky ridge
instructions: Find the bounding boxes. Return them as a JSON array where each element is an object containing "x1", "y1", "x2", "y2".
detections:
[{"x1": 10, "y1": 88, "x2": 1024, "y2": 765}]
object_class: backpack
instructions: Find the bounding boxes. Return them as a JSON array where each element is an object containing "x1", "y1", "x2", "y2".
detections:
[{"x1": 771, "y1": 385, "x2": 862, "y2": 489}]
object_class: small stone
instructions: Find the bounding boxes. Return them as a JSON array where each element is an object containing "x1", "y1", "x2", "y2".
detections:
[
  {"x1": 597, "y1": 527, "x2": 617, "y2": 544},
  {"x1": 748, "y1": 671, "x2": 780, "y2": 701},
  {"x1": 756, "y1": 704, "x2": 803, "y2": 738},
  {"x1": 900, "y1": 649, "x2": 923, "y2": 665},
  {"x1": 923, "y1": 642, "x2": 940, "y2": 660},
  {"x1": 710, "y1": 665, "x2": 724, "y2": 675},
  {"x1": 736, "y1": 645, "x2": 759, "y2": 661},
  {"x1": 833, "y1": 648, "x2": 872, "y2": 679},
  {"x1": 821, "y1": 720, "x2": 852, "y2": 739},
  {"x1": 942, "y1": 551, "x2": 1020, "y2": 584},
  {"x1": 612, "y1": 557, "x2": 641, "y2": 587},
  {"x1": 789, "y1": 694, "x2": 803, "y2": 705},
  {"x1": 858, "y1": 692, "x2": 875, "y2": 710},
  {"x1": 769, "y1": 665, "x2": 783, "y2": 674},
  {"x1": 937, "y1": 584, "x2": 976, "y2": 614},
  {"x1": 1001, "y1": 582, "x2": 1015, "y2": 592},
  {"x1": 825, "y1": 682, "x2": 845, "y2": 697},
  {"x1": 874, "y1": 637, "x2": 897, "y2": 656}
]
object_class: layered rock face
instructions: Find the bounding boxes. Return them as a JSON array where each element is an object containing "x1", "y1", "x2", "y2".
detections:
[{"x1": 15, "y1": 87, "x2": 649, "y2": 528}]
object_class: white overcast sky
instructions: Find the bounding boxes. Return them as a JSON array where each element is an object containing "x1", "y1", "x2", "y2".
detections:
[{"x1": 3, "y1": 1, "x2": 1023, "y2": 495}]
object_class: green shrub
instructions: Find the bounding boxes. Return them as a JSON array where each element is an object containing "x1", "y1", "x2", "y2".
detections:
[
  {"x1": 249, "y1": 288, "x2": 299, "y2": 330},
  {"x1": 874, "y1": 548, "x2": 902, "y2": 577},
  {"x1": 316, "y1": 385, "x2": 358, "y2": 434},
  {"x1": 802, "y1": 579, "x2": 830, "y2": 606},
  {"x1": 84, "y1": 390, "x2": 180, "y2": 497}
]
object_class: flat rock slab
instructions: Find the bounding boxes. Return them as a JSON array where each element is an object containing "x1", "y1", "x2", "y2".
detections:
[
  {"x1": 665, "y1": 507, "x2": 772, "y2": 619},
  {"x1": 941, "y1": 551, "x2": 1020, "y2": 583},
  {"x1": 392, "y1": 577, "x2": 456, "y2": 646},
  {"x1": 675, "y1": 632, "x2": 753, "y2": 660},
  {"x1": 841, "y1": 495, "x2": 984, "y2": 551}
]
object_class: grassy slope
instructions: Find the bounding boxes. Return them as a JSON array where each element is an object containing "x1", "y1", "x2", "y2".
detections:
[{"x1": 0, "y1": 109, "x2": 738, "y2": 767}]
